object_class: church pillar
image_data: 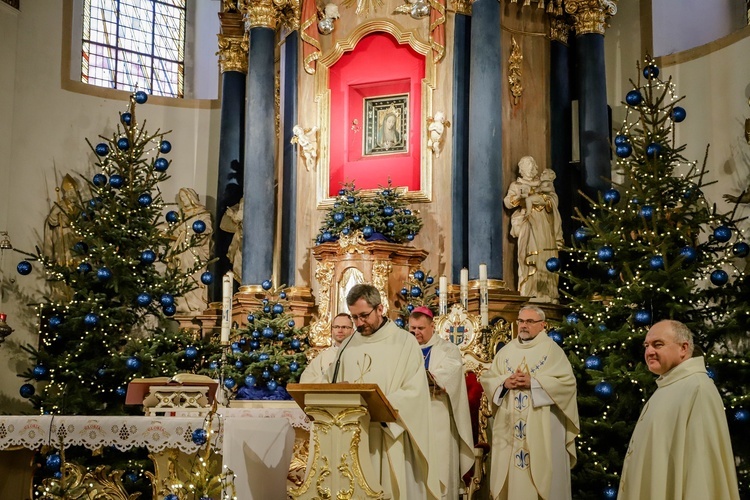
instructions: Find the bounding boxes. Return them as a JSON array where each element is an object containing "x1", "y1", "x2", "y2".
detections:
[
  {"x1": 241, "y1": 1, "x2": 278, "y2": 286},
  {"x1": 549, "y1": 17, "x2": 575, "y2": 240},
  {"x1": 451, "y1": 1, "x2": 471, "y2": 282},
  {"x1": 566, "y1": 0, "x2": 618, "y2": 200},
  {"x1": 467, "y1": 0, "x2": 503, "y2": 280},
  {"x1": 280, "y1": 33, "x2": 299, "y2": 287},
  {"x1": 211, "y1": 7, "x2": 247, "y2": 301}
]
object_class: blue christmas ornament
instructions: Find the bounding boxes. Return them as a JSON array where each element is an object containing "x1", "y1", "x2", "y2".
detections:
[
  {"x1": 116, "y1": 386, "x2": 127, "y2": 397},
  {"x1": 671, "y1": 106, "x2": 686, "y2": 122},
  {"x1": 288, "y1": 320, "x2": 295, "y2": 328},
  {"x1": 341, "y1": 227, "x2": 350, "y2": 236},
  {"x1": 120, "y1": 112, "x2": 132, "y2": 125},
  {"x1": 338, "y1": 189, "x2": 346, "y2": 196},
  {"x1": 649, "y1": 255, "x2": 664, "y2": 270},
  {"x1": 92, "y1": 173, "x2": 107, "y2": 186},
  {"x1": 565, "y1": 313, "x2": 579, "y2": 324},
  {"x1": 706, "y1": 367, "x2": 717, "y2": 380},
  {"x1": 97, "y1": 367, "x2": 107, "y2": 377},
  {"x1": 598, "y1": 324, "x2": 608, "y2": 332},
  {"x1": 603, "y1": 188, "x2": 621, "y2": 205},
  {"x1": 625, "y1": 90, "x2": 643, "y2": 106},
  {"x1": 584, "y1": 355, "x2": 603, "y2": 370},
  {"x1": 163, "y1": 304, "x2": 176, "y2": 316},
  {"x1": 33, "y1": 365, "x2": 48, "y2": 379},
  {"x1": 200, "y1": 271, "x2": 213, "y2": 285},
  {"x1": 154, "y1": 158, "x2": 169, "y2": 172},
  {"x1": 291, "y1": 339, "x2": 301, "y2": 349},
  {"x1": 545, "y1": 257, "x2": 561, "y2": 272},
  {"x1": 733, "y1": 408, "x2": 749, "y2": 423},
  {"x1": 383, "y1": 206, "x2": 394, "y2": 216},
  {"x1": 333, "y1": 212, "x2": 345, "y2": 224},
  {"x1": 597, "y1": 246, "x2": 614, "y2": 262},
  {"x1": 134, "y1": 90, "x2": 148, "y2": 104},
  {"x1": 594, "y1": 381, "x2": 613, "y2": 399},
  {"x1": 710, "y1": 269, "x2": 728, "y2": 286},
  {"x1": 165, "y1": 495, "x2": 179, "y2": 500},
  {"x1": 410, "y1": 286, "x2": 422, "y2": 297},
  {"x1": 84, "y1": 313, "x2": 99, "y2": 327},
  {"x1": 347, "y1": 196, "x2": 355, "y2": 203},
  {"x1": 48, "y1": 315, "x2": 62, "y2": 328},
  {"x1": 185, "y1": 346, "x2": 198, "y2": 359},
  {"x1": 159, "y1": 140, "x2": 172, "y2": 154},
  {"x1": 263, "y1": 305, "x2": 271, "y2": 313},
  {"x1": 239, "y1": 337, "x2": 247, "y2": 345},
  {"x1": 645, "y1": 143, "x2": 662, "y2": 158},
  {"x1": 250, "y1": 340, "x2": 260, "y2": 349},
  {"x1": 643, "y1": 64, "x2": 659, "y2": 79},
  {"x1": 733, "y1": 241, "x2": 750, "y2": 257},
  {"x1": 73, "y1": 241, "x2": 88, "y2": 254},
  {"x1": 235, "y1": 360, "x2": 243, "y2": 369},
  {"x1": 634, "y1": 309, "x2": 652, "y2": 326},
  {"x1": 109, "y1": 176, "x2": 127, "y2": 191},
  {"x1": 97, "y1": 267, "x2": 112, "y2": 281},
  {"x1": 126, "y1": 357, "x2": 141, "y2": 371},
  {"x1": 190, "y1": 220, "x2": 206, "y2": 234},
  {"x1": 267, "y1": 380, "x2": 278, "y2": 391},
  {"x1": 160, "y1": 294, "x2": 174, "y2": 307},
  {"x1": 290, "y1": 362, "x2": 299, "y2": 372},
  {"x1": 262, "y1": 279, "x2": 273, "y2": 290},
  {"x1": 245, "y1": 375, "x2": 256, "y2": 387},
  {"x1": 247, "y1": 314, "x2": 255, "y2": 323},
  {"x1": 78, "y1": 262, "x2": 92, "y2": 273},
  {"x1": 95, "y1": 143, "x2": 110, "y2": 156},
  {"x1": 614, "y1": 134, "x2": 628, "y2": 146},
  {"x1": 547, "y1": 330, "x2": 563, "y2": 345},
  {"x1": 117, "y1": 137, "x2": 130, "y2": 150},
  {"x1": 414, "y1": 270, "x2": 425, "y2": 281},
  {"x1": 713, "y1": 226, "x2": 732, "y2": 242},
  {"x1": 679, "y1": 246, "x2": 697, "y2": 264},
  {"x1": 406, "y1": 304, "x2": 415, "y2": 312},
  {"x1": 425, "y1": 276, "x2": 434, "y2": 285},
  {"x1": 362, "y1": 225, "x2": 374, "y2": 238},
  {"x1": 136, "y1": 193, "x2": 152, "y2": 206},
  {"x1": 273, "y1": 303, "x2": 284, "y2": 314},
  {"x1": 602, "y1": 486, "x2": 618, "y2": 499},
  {"x1": 140, "y1": 249, "x2": 157, "y2": 264},
  {"x1": 262, "y1": 327, "x2": 274, "y2": 338},
  {"x1": 387, "y1": 220, "x2": 395, "y2": 229},
  {"x1": 165, "y1": 210, "x2": 179, "y2": 223},
  {"x1": 136, "y1": 293, "x2": 151, "y2": 306},
  {"x1": 276, "y1": 332, "x2": 285, "y2": 341},
  {"x1": 615, "y1": 144, "x2": 632, "y2": 158},
  {"x1": 191, "y1": 428, "x2": 208, "y2": 446},
  {"x1": 262, "y1": 369, "x2": 271, "y2": 379},
  {"x1": 353, "y1": 214, "x2": 361, "y2": 223},
  {"x1": 224, "y1": 378, "x2": 236, "y2": 389},
  {"x1": 19, "y1": 383, "x2": 35, "y2": 398},
  {"x1": 273, "y1": 363, "x2": 281, "y2": 372},
  {"x1": 45, "y1": 453, "x2": 62, "y2": 472},
  {"x1": 401, "y1": 287, "x2": 408, "y2": 296},
  {"x1": 639, "y1": 205, "x2": 654, "y2": 220},
  {"x1": 574, "y1": 227, "x2": 590, "y2": 242},
  {"x1": 16, "y1": 261, "x2": 32, "y2": 275},
  {"x1": 395, "y1": 318, "x2": 405, "y2": 328}
]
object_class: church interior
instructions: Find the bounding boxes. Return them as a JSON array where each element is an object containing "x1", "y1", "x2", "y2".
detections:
[{"x1": 0, "y1": 0, "x2": 749, "y2": 498}]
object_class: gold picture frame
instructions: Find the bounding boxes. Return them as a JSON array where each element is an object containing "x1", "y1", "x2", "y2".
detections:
[{"x1": 363, "y1": 94, "x2": 409, "y2": 156}]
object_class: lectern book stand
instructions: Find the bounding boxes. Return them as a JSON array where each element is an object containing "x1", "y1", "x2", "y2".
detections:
[{"x1": 286, "y1": 383, "x2": 397, "y2": 499}]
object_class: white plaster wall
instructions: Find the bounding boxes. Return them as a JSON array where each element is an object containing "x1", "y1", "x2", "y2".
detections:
[{"x1": 0, "y1": 0, "x2": 220, "y2": 411}]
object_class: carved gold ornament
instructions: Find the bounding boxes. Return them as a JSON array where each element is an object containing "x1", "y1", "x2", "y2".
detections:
[
  {"x1": 564, "y1": 0, "x2": 618, "y2": 36},
  {"x1": 508, "y1": 37, "x2": 523, "y2": 106},
  {"x1": 309, "y1": 261, "x2": 336, "y2": 347}
]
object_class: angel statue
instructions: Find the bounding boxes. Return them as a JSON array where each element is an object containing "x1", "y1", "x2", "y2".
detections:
[
  {"x1": 427, "y1": 111, "x2": 449, "y2": 158},
  {"x1": 291, "y1": 124, "x2": 319, "y2": 172},
  {"x1": 318, "y1": 3, "x2": 340, "y2": 35},
  {"x1": 220, "y1": 198, "x2": 244, "y2": 282}
]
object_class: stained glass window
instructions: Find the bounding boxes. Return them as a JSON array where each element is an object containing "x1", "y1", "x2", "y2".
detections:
[{"x1": 81, "y1": 0, "x2": 186, "y2": 98}]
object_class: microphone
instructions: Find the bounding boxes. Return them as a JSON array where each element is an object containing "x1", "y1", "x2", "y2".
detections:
[{"x1": 331, "y1": 332, "x2": 356, "y2": 383}]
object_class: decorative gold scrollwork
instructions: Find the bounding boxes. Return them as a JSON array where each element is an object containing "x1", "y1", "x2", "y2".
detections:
[
  {"x1": 371, "y1": 260, "x2": 392, "y2": 317},
  {"x1": 309, "y1": 261, "x2": 335, "y2": 347},
  {"x1": 564, "y1": 0, "x2": 618, "y2": 36},
  {"x1": 508, "y1": 37, "x2": 523, "y2": 106}
]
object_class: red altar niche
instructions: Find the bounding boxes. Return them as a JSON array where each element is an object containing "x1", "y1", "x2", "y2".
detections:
[{"x1": 328, "y1": 32, "x2": 424, "y2": 196}]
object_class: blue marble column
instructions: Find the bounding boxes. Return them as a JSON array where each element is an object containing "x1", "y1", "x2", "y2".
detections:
[
  {"x1": 467, "y1": 0, "x2": 503, "y2": 280},
  {"x1": 211, "y1": 10, "x2": 246, "y2": 300},
  {"x1": 242, "y1": 25, "x2": 276, "y2": 285},
  {"x1": 280, "y1": 34, "x2": 299, "y2": 287},
  {"x1": 451, "y1": 9, "x2": 470, "y2": 281}
]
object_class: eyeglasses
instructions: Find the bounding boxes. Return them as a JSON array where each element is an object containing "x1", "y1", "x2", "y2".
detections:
[
  {"x1": 352, "y1": 307, "x2": 376, "y2": 322},
  {"x1": 332, "y1": 325, "x2": 353, "y2": 330},
  {"x1": 516, "y1": 319, "x2": 544, "y2": 325}
]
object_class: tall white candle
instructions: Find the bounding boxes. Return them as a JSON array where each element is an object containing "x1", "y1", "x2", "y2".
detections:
[
  {"x1": 221, "y1": 271, "x2": 233, "y2": 344},
  {"x1": 479, "y1": 264, "x2": 488, "y2": 326},
  {"x1": 460, "y1": 268, "x2": 469, "y2": 310},
  {"x1": 439, "y1": 275, "x2": 448, "y2": 315}
]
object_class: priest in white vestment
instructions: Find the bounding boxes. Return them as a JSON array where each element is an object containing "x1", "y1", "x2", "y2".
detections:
[
  {"x1": 480, "y1": 305, "x2": 579, "y2": 500},
  {"x1": 619, "y1": 320, "x2": 740, "y2": 500},
  {"x1": 323, "y1": 284, "x2": 441, "y2": 499},
  {"x1": 299, "y1": 313, "x2": 354, "y2": 383},
  {"x1": 409, "y1": 306, "x2": 474, "y2": 500}
]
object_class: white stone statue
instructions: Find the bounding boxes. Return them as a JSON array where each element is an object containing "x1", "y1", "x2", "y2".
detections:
[
  {"x1": 220, "y1": 197, "x2": 244, "y2": 283},
  {"x1": 291, "y1": 125, "x2": 319, "y2": 171},
  {"x1": 427, "y1": 111, "x2": 448, "y2": 158},
  {"x1": 171, "y1": 188, "x2": 213, "y2": 313},
  {"x1": 503, "y1": 156, "x2": 563, "y2": 303}
]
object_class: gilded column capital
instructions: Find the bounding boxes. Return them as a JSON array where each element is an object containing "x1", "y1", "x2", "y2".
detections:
[
  {"x1": 242, "y1": 0, "x2": 279, "y2": 30},
  {"x1": 452, "y1": 0, "x2": 472, "y2": 16},
  {"x1": 549, "y1": 16, "x2": 571, "y2": 44},
  {"x1": 218, "y1": 12, "x2": 248, "y2": 74},
  {"x1": 564, "y1": 0, "x2": 617, "y2": 36}
]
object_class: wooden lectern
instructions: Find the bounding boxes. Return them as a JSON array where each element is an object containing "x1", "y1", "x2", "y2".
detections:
[{"x1": 286, "y1": 383, "x2": 397, "y2": 499}]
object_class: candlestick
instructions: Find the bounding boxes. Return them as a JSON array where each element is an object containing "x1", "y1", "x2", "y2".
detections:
[
  {"x1": 439, "y1": 276, "x2": 448, "y2": 315},
  {"x1": 221, "y1": 271, "x2": 233, "y2": 344},
  {"x1": 460, "y1": 268, "x2": 469, "y2": 310},
  {"x1": 479, "y1": 264, "x2": 488, "y2": 326}
]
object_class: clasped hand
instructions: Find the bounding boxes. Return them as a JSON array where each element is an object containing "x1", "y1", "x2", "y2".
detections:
[{"x1": 504, "y1": 368, "x2": 531, "y2": 390}]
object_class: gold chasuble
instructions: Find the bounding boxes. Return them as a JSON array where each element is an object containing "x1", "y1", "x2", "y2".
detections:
[
  {"x1": 480, "y1": 333, "x2": 579, "y2": 500},
  {"x1": 619, "y1": 356, "x2": 740, "y2": 500},
  {"x1": 327, "y1": 320, "x2": 441, "y2": 499}
]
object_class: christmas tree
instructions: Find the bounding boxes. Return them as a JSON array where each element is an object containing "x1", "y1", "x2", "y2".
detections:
[
  {"x1": 316, "y1": 179, "x2": 423, "y2": 244},
  {"x1": 395, "y1": 268, "x2": 438, "y2": 328},
  {"x1": 212, "y1": 280, "x2": 309, "y2": 400},
  {"x1": 552, "y1": 59, "x2": 749, "y2": 498},
  {"x1": 16, "y1": 91, "x2": 215, "y2": 416}
]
